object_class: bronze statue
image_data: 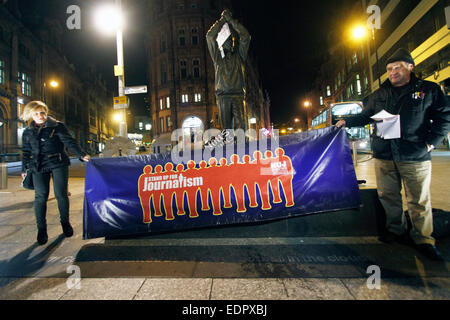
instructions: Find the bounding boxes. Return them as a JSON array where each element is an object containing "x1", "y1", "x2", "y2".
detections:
[{"x1": 207, "y1": 10, "x2": 251, "y2": 132}]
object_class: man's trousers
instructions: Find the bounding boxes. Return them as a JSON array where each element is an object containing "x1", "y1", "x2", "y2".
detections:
[
  {"x1": 374, "y1": 159, "x2": 435, "y2": 245},
  {"x1": 216, "y1": 95, "x2": 247, "y2": 131}
]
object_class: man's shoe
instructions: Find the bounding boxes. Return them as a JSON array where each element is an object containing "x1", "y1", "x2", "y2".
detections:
[
  {"x1": 37, "y1": 229, "x2": 48, "y2": 245},
  {"x1": 416, "y1": 244, "x2": 444, "y2": 261},
  {"x1": 62, "y1": 223, "x2": 74, "y2": 237}
]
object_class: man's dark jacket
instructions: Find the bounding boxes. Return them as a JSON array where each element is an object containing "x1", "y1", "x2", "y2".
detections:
[
  {"x1": 22, "y1": 116, "x2": 88, "y2": 173},
  {"x1": 345, "y1": 73, "x2": 450, "y2": 161}
]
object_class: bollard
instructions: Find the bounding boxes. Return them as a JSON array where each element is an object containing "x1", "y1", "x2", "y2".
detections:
[
  {"x1": 0, "y1": 162, "x2": 7, "y2": 189},
  {"x1": 352, "y1": 141, "x2": 358, "y2": 167}
]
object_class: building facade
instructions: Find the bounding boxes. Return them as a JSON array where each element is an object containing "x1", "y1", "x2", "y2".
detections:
[
  {"x1": 306, "y1": 0, "x2": 449, "y2": 141},
  {"x1": 0, "y1": 2, "x2": 114, "y2": 159},
  {"x1": 364, "y1": 0, "x2": 449, "y2": 93},
  {"x1": 145, "y1": 0, "x2": 268, "y2": 154}
]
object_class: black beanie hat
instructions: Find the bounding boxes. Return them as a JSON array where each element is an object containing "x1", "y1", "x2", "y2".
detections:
[{"x1": 386, "y1": 48, "x2": 415, "y2": 66}]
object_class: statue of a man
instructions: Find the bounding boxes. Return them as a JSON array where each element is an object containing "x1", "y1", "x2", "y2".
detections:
[{"x1": 207, "y1": 10, "x2": 251, "y2": 132}]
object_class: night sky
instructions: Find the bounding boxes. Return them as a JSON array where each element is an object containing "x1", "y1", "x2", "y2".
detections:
[{"x1": 17, "y1": 0, "x2": 356, "y2": 125}]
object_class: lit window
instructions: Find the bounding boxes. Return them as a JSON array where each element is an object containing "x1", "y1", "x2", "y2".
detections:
[
  {"x1": 353, "y1": 51, "x2": 358, "y2": 65},
  {"x1": 166, "y1": 97, "x2": 170, "y2": 109},
  {"x1": 194, "y1": 93, "x2": 201, "y2": 102},
  {"x1": 326, "y1": 85, "x2": 331, "y2": 97},
  {"x1": 18, "y1": 72, "x2": 31, "y2": 96},
  {"x1": 356, "y1": 74, "x2": 362, "y2": 95},
  {"x1": 139, "y1": 122, "x2": 143, "y2": 130},
  {"x1": 160, "y1": 98, "x2": 164, "y2": 110},
  {"x1": 182, "y1": 94, "x2": 189, "y2": 103},
  {"x1": 319, "y1": 96, "x2": 324, "y2": 106}
]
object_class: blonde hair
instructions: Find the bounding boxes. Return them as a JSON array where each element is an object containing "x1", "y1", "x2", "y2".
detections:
[{"x1": 22, "y1": 101, "x2": 49, "y2": 122}]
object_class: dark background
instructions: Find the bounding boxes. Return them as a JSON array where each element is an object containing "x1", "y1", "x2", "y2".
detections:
[{"x1": 17, "y1": 0, "x2": 356, "y2": 125}]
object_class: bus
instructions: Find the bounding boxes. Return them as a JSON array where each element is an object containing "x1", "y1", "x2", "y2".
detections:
[{"x1": 311, "y1": 101, "x2": 372, "y2": 151}]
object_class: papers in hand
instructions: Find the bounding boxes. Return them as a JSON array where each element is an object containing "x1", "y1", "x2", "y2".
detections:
[
  {"x1": 217, "y1": 23, "x2": 231, "y2": 48},
  {"x1": 371, "y1": 110, "x2": 401, "y2": 140},
  {"x1": 217, "y1": 23, "x2": 231, "y2": 58}
]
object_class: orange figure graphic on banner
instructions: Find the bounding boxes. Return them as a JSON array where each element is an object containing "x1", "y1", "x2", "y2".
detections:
[
  {"x1": 174, "y1": 164, "x2": 186, "y2": 215},
  {"x1": 243, "y1": 155, "x2": 258, "y2": 208},
  {"x1": 275, "y1": 148, "x2": 295, "y2": 207},
  {"x1": 198, "y1": 160, "x2": 210, "y2": 211},
  {"x1": 185, "y1": 160, "x2": 200, "y2": 218},
  {"x1": 138, "y1": 165, "x2": 154, "y2": 223},
  {"x1": 219, "y1": 158, "x2": 232, "y2": 208},
  {"x1": 153, "y1": 165, "x2": 164, "y2": 217},
  {"x1": 160, "y1": 163, "x2": 176, "y2": 220},
  {"x1": 265, "y1": 150, "x2": 282, "y2": 204},
  {"x1": 207, "y1": 158, "x2": 223, "y2": 215},
  {"x1": 230, "y1": 154, "x2": 246, "y2": 212}
]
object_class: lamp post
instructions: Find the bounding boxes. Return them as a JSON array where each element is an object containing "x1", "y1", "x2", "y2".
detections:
[
  {"x1": 95, "y1": 0, "x2": 127, "y2": 138},
  {"x1": 351, "y1": 25, "x2": 381, "y2": 88},
  {"x1": 42, "y1": 80, "x2": 59, "y2": 104},
  {"x1": 304, "y1": 100, "x2": 311, "y2": 130}
]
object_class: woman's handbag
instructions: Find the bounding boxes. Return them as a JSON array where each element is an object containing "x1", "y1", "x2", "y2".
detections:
[{"x1": 21, "y1": 170, "x2": 34, "y2": 190}]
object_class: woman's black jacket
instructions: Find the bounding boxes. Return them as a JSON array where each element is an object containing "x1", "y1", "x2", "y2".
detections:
[{"x1": 22, "y1": 116, "x2": 88, "y2": 173}]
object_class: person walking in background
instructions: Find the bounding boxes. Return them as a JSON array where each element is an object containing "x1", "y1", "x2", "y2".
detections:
[
  {"x1": 336, "y1": 48, "x2": 450, "y2": 261},
  {"x1": 21, "y1": 101, "x2": 90, "y2": 245}
]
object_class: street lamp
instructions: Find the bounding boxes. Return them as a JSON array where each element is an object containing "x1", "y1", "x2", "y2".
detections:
[
  {"x1": 42, "y1": 79, "x2": 59, "y2": 104},
  {"x1": 351, "y1": 24, "x2": 381, "y2": 88},
  {"x1": 94, "y1": 0, "x2": 127, "y2": 138},
  {"x1": 304, "y1": 100, "x2": 311, "y2": 130}
]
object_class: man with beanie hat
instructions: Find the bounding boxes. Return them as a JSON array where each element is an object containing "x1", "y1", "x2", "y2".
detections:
[{"x1": 337, "y1": 48, "x2": 450, "y2": 261}]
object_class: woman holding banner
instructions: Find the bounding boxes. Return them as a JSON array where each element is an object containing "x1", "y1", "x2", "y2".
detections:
[{"x1": 21, "y1": 101, "x2": 90, "y2": 245}]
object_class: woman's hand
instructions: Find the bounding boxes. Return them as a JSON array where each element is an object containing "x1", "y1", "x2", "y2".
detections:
[{"x1": 21, "y1": 173, "x2": 27, "y2": 179}]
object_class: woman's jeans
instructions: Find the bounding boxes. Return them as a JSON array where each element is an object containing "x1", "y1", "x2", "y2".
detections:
[{"x1": 32, "y1": 166, "x2": 70, "y2": 230}]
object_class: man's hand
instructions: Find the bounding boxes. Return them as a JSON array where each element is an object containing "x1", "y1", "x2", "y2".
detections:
[
  {"x1": 82, "y1": 155, "x2": 91, "y2": 162},
  {"x1": 427, "y1": 144, "x2": 435, "y2": 152},
  {"x1": 221, "y1": 9, "x2": 232, "y2": 21},
  {"x1": 335, "y1": 120, "x2": 346, "y2": 128},
  {"x1": 21, "y1": 173, "x2": 27, "y2": 179}
]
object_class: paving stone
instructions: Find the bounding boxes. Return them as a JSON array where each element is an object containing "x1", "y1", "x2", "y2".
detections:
[
  {"x1": 211, "y1": 278, "x2": 288, "y2": 300},
  {"x1": 341, "y1": 277, "x2": 450, "y2": 300},
  {"x1": 61, "y1": 278, "x2": 145, "y2": 300},
  {"x1": 134, "y1": 278, "x2": 212, "y2": 300},
  {"x1": 0, "y1": 277, "x2": 69, "y2": 300},
  {"x1": 283, "y1": 278, "x2": 355, "y2": 300}
]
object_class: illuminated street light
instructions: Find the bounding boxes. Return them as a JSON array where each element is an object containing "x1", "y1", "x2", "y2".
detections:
[
  {"x1": 304, "y1": 100, "x2": 311, "y2": 130},
  {"x1": 113, "y1": 113, "x2": 123, "y2": 122},
  {"x1": 351, "y1": 24, "x2": 381, "y2": 87},
  {"x1": 42, "y1": 79, "x2": 60, "y2": 103},
  {"x1": 49, "y1": 80, "x2": 59, "y2": 88},
  {"x1": 94, "y1": 4, "x2": 124, "y2": 35},
  {"x1": 294, "y1": 118, "x2": 300, "y2": 123},
  {"x1": 351, "y1": 25, "x2": 366, "y2": 40}
]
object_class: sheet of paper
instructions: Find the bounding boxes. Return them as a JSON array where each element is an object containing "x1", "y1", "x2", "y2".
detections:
[
  {"x1": 216, "y1": 23, "x2": 231, "y2": 48},
  {"x1": 371, "y1": 109, "x2": 397, "y2": 121},
  {"x1": 375, "y1": 115, "x2": 401, "y2": 139}
]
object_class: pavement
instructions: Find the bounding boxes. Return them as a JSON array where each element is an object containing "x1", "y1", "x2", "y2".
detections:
[{"x1": 0, "y1": 153, "x2": 449, "y2": 301}]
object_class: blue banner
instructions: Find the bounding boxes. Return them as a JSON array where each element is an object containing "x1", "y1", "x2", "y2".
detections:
[{"x1": 83, "y1": 127, "x2": 361, "y2": 239}]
